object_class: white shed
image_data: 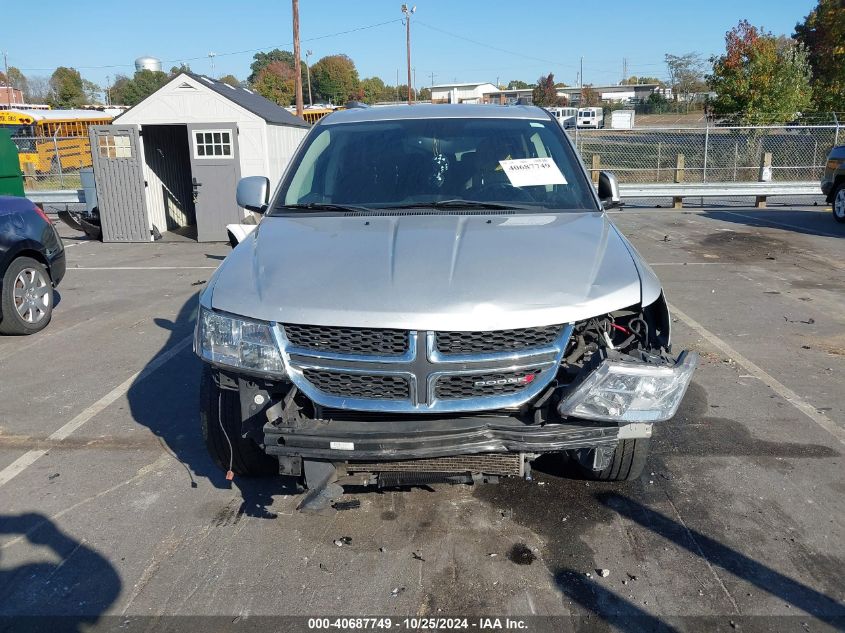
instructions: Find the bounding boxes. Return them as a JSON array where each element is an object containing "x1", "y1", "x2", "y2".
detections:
[{"x1": 92, "y1": 73, "x2": 309, "y2": 242}]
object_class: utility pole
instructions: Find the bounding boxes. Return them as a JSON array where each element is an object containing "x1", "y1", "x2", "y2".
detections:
[
  {"x1": 106, "y1": 75, "x2": 111, "y2": 106},
  {"x1": 401, "y1": 4, "x2": 416, "y2": 105},
  {"x1": 3, "y1": 51, "x2": 12, "y2": 105},
  {"x1": 622, "y1": 57, "x2": 628, "y2": 84},
  {"x1": 292, "y1": 0, "x2": 304, "y2": 116},
  {"x1": 579, "y1": 56, "x2": 583, "y2": 104},
  {"x1": 208, "y1": 52, "x2": 216, "y2": 76},
  {"x1": 305, "y1": 49, "x2": 313, "y2": 106}
]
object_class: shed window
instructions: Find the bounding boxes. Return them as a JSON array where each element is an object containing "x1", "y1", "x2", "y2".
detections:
[
  {"x1": 97, "y1": 134, "x2": 132, "y2": 159},
  {"x1": 193, "y1": 130, "x2": 232, "y2": 159}
]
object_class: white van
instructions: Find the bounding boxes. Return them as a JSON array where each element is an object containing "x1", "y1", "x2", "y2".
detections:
[
  {"x1": 577, "y1": 107, "x2": 604, "y2": 129},
  {"x1": 546, "y1": 106, "x2": 578, "y2": 129}
]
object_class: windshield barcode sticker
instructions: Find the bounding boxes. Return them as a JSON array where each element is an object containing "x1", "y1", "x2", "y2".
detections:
[{"x1": 499, "y1": 158, "x2": 567, "y2": 187}]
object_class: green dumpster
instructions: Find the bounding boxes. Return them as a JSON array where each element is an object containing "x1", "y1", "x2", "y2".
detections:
[{"x1": 0, "y1": 129, "x2": 25, "y2": 197}]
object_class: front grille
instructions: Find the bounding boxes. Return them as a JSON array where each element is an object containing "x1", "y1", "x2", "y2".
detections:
[
  {"x1": 435, "y1": 369, "x2": 542, "y2": 400},
  {"x1": 349, "y1": 453, "x2": 523, "y2": 476},
  {"x1": 302, "y1": 368, "x2": 410, "y2": 400},
  {"x1": 283, "y1": 324, "x2": 408, "y2": 356},
  {"x1": 435, "y1": 325, "x2": 562, "y2": 355}
]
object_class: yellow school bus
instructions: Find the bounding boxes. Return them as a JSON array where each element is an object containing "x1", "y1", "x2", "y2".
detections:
[{"x1": 0, "y1": 109, "x2": 114, "y2": 174}]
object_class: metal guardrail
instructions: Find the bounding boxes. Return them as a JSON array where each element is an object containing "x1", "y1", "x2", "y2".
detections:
[
  {"x1": 25, "y1": 181, "x2": 822, "y2": 211},
  {"x1": 619, "y1": 181, "x2": 820, "y2": 198},
  {"x1": 25, "y1": 189, "x2": 86, "y2": 204}
]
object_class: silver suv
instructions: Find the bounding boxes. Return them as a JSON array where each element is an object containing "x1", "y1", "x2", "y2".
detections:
[{"x1": 194, "y1": 104, "x2": 696, "y2": 505}]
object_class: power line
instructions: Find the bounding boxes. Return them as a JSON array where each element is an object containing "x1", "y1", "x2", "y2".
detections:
[
  {"x1": 14, "y1": 17, "x2": 404, "y2": 72},
  {"x1": 415, "y1": 20, "x2": 579, "y2": 71}
]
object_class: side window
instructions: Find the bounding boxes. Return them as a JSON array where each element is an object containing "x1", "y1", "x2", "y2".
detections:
[{"x1": 193, "y1": 130, "x2": 233, "y2": 159}]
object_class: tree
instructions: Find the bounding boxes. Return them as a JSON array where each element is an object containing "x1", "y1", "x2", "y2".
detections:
[
  {"x1": 311, "y1": 54, "x2": 359, "y2": 104},
  {"x1": 623, "y1": 75, "x2": 664, "y2": 86},
  {"x1": 794, "y1": 0, "x2": 845, "y2": 112},
  {"x1": 665, "y1": 52, "x2": 706, "y2": 109},
  {"x1": 360, "y1": 76, "x2": 386, "y2": 104},
  {"x1": 532, "y1": 73, "x2": 565, "y2": 107},
  {"x1": 418, "y1": 87, "x2": 431, "y2": 102},
  {"x1": 26, "y1": 76, "x2": 51, "y2": 103},
  {"x1": 219, "y1": 74, "x2": 241, "y2": 87},
  {"x1": 169, "y1": 63, "x2": 192, "y2": 76},
  {"x1": 507, "y1": 79, "x2": 531, "y2": 90},
  {"x1": 580, "y1": 85, "x2": 601, "y2": 107},
  {"x1": 107, "y1": 70, "x2": 170, "y2": 106},
  {"x1": 253, "y1": 61, "x2": 296, "y2": 106},
  {"x1": 249, "y1": 49, "x2": 296, "y2": 84},
  {"x1": 82, "y1": 79, "x2": 101, "y2": 104},
  {"x1": 708, "y1": 20, "x2": 812, "y2": 124},
  {"x1": 49, "y1": 67, "x2": 86, "y2": 107},
  {"x1": 4, "y1": 67, "x2": 28, "y2": 98}
]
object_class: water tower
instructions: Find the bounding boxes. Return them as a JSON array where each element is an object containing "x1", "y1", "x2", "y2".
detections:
[{"x1": 134, "y1": 56, "x2": 162, "y2": 73}]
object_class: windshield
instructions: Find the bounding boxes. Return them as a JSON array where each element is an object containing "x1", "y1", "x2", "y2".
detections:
[{"x1": 272, "y1": 117, "x2": 597, "y2": 213}]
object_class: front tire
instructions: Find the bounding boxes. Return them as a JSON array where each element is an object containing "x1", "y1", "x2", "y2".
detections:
[
  {"x1": 832, "y1": 183, "x2": 845, "y2": 224},
  {"x1": 578, "y1": 438, "x2": 651, "y2": 482},
  {"x1": 200, "y1": 365, "x2": 278, "y2": 476},
  {"x1": 0, "y1": 257, "x2": 54, "y2": 335}
]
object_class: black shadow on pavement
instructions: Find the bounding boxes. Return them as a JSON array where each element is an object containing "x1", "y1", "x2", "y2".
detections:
[
  {"x1": 703, "y1": 209, "x2": 844, "y2": 239},
  {"x1": 596, "y1": 493, "x2": 845, "y2": 627},
  {"x1": 0, "y1": 512, "x2": 120, "y2": 630},
  {"x1": 127, "y1": 296, "x2": 292, "y2": 520}
]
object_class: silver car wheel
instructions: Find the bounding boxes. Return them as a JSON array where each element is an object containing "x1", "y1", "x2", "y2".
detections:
[
  {"x1": 835, "y1": 188, "x2": 845, "y2": 219},
  {"x1": 13, "y1": 267, "x2": 51, "y2": 324}
]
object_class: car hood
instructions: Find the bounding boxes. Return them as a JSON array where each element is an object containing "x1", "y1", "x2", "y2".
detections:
[{"x1": 209, "y1": 212, "x2": 652, "y2": 331}]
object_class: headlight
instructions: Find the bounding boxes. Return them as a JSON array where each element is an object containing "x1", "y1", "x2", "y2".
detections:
[
  {"x1": 196, "y1": 306, "x2": 285, "y2": 376},
  {"x1": 558, "y1": 351, "x2": 697, "y2": 422}
]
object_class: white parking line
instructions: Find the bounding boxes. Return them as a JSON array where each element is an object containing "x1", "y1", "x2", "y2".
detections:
[
  {"x1": 0, "y1": 336, "x2": 193, "y2": 489},
  {"x1": 669, "y1": 303, "x2": 845, "y2": 446},
  {"x1": 70, "y1": 266, "x2": 219, "y2": 270}
]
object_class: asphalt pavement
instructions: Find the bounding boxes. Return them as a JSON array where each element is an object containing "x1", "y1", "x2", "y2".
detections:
[{"x1": 0, "y1": 206, "x2": 843, "y2": 632}]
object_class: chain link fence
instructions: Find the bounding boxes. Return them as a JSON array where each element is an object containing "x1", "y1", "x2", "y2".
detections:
[
  {"x1": 12, "y1": 135, "x2": 91, "y2": 191},
  {"x1": 568, "y1": 124, "x2": 841, "y2": 184}
]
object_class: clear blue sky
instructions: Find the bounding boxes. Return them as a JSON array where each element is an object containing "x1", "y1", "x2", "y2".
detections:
[{"x1": 5, "y1": 0, "x2": 818, "y2": 91}]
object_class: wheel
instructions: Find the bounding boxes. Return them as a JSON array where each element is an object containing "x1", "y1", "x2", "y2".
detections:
[
  {"x1": 832, "y1": 183, "x2": 845, "y2": 224},
  {"x1": 578, "y1": 438, "x2": 651, "y2": 482},
  {"x1": 0, "y1": 257, "x2": 54, "y2": 335},
  {"x1": 200, "y1": 365, "x2": 278, "y2": 476}
]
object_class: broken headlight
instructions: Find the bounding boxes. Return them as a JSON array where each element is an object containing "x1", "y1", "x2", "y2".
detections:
[
  {"x1": 195, "y1": 306, "x2": 285, "y2": 376},
  {"x1": 558, "y1": 351, "x2": 697, "y2": 422}
]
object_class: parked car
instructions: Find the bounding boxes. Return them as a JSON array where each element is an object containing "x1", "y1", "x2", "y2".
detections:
[
  {"x1": 0, "y1": 196, "x2": 65, "y2": 334},
  {"x1": 194, "y1": 104, "x2": 697, "y2": 505},
  {"x1": 577, "y1": 107, "x2": 605, "y2": 129},
  {"x1": 821, "y1": 145, "x2": 845, "y2": 223}
]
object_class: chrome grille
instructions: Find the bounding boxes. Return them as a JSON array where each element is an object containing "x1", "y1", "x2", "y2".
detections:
[
  {"x1": 435, "y1": 325, "x2": 563, "y2": 355},
  {"x1": 283, "y1": 324, "x2": 408, "y2": 356},
  {"x1": 302, "y1": 369, "x2": 410, "y2": 400},
  {"x1": 435, "y1": 369, "x2": 543, "y2": 400},
  {"x1": 280, "y1": 325, "x2": 573, "y2": 413}
]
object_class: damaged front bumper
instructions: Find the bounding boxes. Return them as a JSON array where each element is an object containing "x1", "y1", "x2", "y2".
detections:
[{"x1": 262, "y1": 411, "x2": 652, "y2": 462}]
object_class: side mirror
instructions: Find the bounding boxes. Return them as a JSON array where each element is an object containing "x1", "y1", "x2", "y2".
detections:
[
  {"x1": 236, "y1": 176, "x2": 270, "y2": 213},
  {"x1": 597, "y1": 171, "x2": 623, "y2": 210}
]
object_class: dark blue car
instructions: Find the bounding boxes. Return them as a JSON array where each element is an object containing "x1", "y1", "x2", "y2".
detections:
[{"x1": 0, "y1": 196, "x2": 66, "y2": 334}]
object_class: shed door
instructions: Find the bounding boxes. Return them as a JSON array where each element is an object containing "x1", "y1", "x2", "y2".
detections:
[
  {"x1": 187, "y1": 124, "x2": 242, "y2": 242},
  {"x1": 89, "y1": 125, "x2": 149, "y2": 242}
]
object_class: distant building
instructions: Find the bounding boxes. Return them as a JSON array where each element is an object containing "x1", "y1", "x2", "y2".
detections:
[
  {"x1": 0, "y1": 86, "x2": 25, "y2": 106},
  {"x1": 430, "y1": 82, "x2": 498, "y2": 104}
]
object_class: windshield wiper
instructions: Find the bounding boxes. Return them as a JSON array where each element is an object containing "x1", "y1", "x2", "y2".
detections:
[
  {"x1": 277, "y1": 202, "x2": 375, "y2": 213},
  {"x1": 388, "y1": 200, "x2": 533, "y2": 211}
]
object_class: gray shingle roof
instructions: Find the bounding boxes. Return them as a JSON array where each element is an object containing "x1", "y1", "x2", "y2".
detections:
[{"x1": 187, "y1": 73, "x2": 309, "y2": 128}]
